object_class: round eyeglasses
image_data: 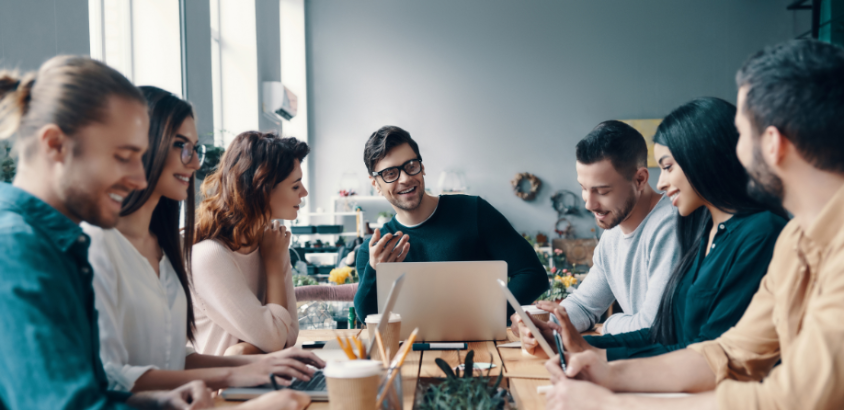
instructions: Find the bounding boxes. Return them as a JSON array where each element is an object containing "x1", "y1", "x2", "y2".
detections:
[
  {"x1": 180, "y1": 142, "x2": 206, "y2": 167},
  {"x1": 371, "y1": 159, "x2": 423, "y2": 183}
]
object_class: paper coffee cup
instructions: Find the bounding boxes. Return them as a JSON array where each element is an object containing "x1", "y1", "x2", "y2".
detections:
[
  {"x1": 520, "y1": 306, "x2": 550, "y2": 356},
  {"x1": 522, "y1": 305, "x2": 550, "y2": 322},
  {"x1": 325, "y1": 360, "x2": 384, "y2": 410},
  {"x1": 365, "y1": 313, "x2": 402, "y2": 361}
]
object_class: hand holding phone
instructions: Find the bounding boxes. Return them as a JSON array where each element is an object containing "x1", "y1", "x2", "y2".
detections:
[{"x1": 553, "y1": 329, "x2": 567, "y2": 372}]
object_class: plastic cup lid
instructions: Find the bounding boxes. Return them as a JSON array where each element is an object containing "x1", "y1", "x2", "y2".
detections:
[
  {"x1": 364, "y1": 313, "x2": 402, "y2": 324},
  {"x1": 324, "y1": 360, "x2": 384, "y2": 378}
]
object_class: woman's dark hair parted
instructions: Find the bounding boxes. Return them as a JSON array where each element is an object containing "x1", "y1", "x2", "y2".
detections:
[
  {"x1": 648, "y1": 97, "x2": 786, "y2": 346},
  {"x1": 120, "y1": 86, "x2": 198, "y2": 342},
  {"x1": 195, "y1": 132, "x2": 309, "y2": 251}
]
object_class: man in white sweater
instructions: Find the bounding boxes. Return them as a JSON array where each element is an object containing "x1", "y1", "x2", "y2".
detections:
[{"x1": 516, "y1": 120, "x2": 679, "y2": 340}]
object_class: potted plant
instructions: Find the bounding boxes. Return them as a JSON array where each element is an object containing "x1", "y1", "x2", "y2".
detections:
[
  {"x1": 416, "y1": 350, "x2": 512, "y2": 410},
  {"x1": 196, "y1": 144, "x2": 225, "y2": 180},
  {"x1": 376, "y1": 211, "x2": 394, "y2": 226},
  {"x1": 1, "y1": 143, "x2": 15, "y2": 183}
]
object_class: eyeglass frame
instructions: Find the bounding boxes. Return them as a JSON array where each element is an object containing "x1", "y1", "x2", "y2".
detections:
[
  {"x1": 371, "y1": 158, "x2": 423, "y2": 183},
  {"x1": 179, "y1": 141, "x2": 206, "y2": 167}
]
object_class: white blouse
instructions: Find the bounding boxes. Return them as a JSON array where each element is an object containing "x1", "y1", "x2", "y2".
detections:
[{"x1": 83, "y1": 223, "x2": 193, "y2": 392}]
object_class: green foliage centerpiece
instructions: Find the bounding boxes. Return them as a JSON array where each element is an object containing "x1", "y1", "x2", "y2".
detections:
[{"x1": 416, "y1": 350, "x2": 512, "y2": 410}]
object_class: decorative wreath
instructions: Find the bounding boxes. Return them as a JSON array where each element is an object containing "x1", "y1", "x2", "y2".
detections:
[
  {"x1": 551, "y1": 190, "x2": 579, "y2": 216},
  {"x1": 511, "y1": 172, "x2": 542, "y2": 201},
  {"x1": 555, "y1": 217, "x2": 574, "y2": 238}
]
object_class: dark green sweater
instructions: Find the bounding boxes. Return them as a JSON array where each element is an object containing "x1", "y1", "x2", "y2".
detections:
[
  {"x1": 354, "y1": 195, "x2": 549, "y2": 322},
  {"x1": 584, "y1": 211, "x2": 787, "y2": 361}
]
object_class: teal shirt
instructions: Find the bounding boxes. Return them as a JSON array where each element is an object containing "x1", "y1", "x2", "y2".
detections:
[
  {"x1": 0, "y1": 183, "x2": 132, "y2": 409},
  {"x1": 584, "y1": 211, "x2": 787, "y2": 360},
  {"x1": 354, "y1": 195, "x2": 549, "y2": 321}
]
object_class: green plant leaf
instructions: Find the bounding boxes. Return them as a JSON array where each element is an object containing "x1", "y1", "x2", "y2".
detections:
[
  {"x1": 435, "y1": 358, "x2": 456, "y2": 379},
  {"x1": 463, "y1": 350, "x2": 475, "y2": 378},
  {"x1": 492, "y1": 370, "x2": 504, "y2": 392}
]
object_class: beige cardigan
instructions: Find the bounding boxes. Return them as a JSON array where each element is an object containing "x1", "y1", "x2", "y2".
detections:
[{"x1": 190, "y1": 239, "x2": 298, "y2": 355}]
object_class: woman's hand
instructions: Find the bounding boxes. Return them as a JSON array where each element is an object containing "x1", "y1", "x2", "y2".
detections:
[
  {"x1": 224, "y1": 342, "x2": 264, "y2": 356},
  {"x1": 535, "y1": 301, "x2": 602, "y2": 356},
  {"x1": 227, "y1": 347, "x2": 325, "y2": 387},
  {"x1": 260, "y1": 220, "x2": 291, "y2": 269},
  {"x1": 510, "y1": 311, "x2": 559, "y2": 357},
  {"x1": 127, "y1": 380, "x2": 214, "y2": 409},
  {"x1": 235, "y1": 390, "x2": 311, "y2": 410}
]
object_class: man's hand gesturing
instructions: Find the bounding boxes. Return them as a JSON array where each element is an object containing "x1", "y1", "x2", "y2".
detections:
[{"x1": 369, "y1": 229, "x2": 410, "y2": 269}]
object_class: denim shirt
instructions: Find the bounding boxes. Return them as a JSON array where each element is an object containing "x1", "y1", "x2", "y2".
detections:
[{"x1": 0, "y1": 183, "x2": 132, "y2": 409}]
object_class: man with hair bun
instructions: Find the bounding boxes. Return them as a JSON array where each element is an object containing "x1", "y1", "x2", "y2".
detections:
[{"x1": 0, "y1": 56, "x2": 209, "y2": 409}]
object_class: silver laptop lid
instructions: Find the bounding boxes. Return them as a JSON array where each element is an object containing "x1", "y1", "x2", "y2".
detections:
[{"x1": 376, "y1": 261, "x2": 507, "y2": 342}]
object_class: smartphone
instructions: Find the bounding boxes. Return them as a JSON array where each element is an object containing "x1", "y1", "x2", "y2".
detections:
[
  {"x1": 553, "y1": 330, "x2": 567, "y2": 372},
  {"x1": 301, "y1": 341, "x2": 326, "y2": 349}
]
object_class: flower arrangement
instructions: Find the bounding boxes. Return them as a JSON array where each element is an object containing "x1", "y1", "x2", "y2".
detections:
[
  {"x1": 537, "y1": 269, "x2": 578, "y2": 302},
  {"x1": 292, "y1": 275, "x2": 318, "y2": 287},
  {"x1": 328, "y1": 266, "x2": 358, "y2": 285}
]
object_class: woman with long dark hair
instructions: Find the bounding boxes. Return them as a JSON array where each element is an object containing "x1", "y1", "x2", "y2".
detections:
[
  {"x1": 84, "y1": 86, "x2": 322, "y2": 397},
  {"x1": 192, "y1": 131, "x2": 309, "y2": 356},
  {"x1": 519, "y1": 97, "x2": 787, "y2": 360}
]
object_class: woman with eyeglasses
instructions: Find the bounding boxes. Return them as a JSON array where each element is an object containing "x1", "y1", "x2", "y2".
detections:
[
  {"x1": 83, "y1": 87, "x2": 322, "y2": 399},
  {"x1": 192, "y1": 131, "x2": 310, "y2": 357}
]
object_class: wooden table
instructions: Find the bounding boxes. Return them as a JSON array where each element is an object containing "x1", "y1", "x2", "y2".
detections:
[
  {"x1": 509, "y1": 378, "x2": 553, "y2": 410},
  {"x1": 215, "y1": 329, "x2": 565, "y2": 409}
]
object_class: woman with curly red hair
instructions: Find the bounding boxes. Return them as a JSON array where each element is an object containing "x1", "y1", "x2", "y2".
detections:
[{"x1": 192, "y1": 132, "x2": 309, "y2": 356}]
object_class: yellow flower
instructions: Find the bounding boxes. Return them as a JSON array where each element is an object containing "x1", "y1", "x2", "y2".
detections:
[
  {"x1": 329, "y1": 266, "x2": 353, "y2": 285},
  {"x1": 560, "y1": 276, "x2": 578, "y2": 288}
]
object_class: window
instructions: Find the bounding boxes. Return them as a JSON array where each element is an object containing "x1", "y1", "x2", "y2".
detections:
[{"x1": 89, "y1": 0, "x2": 183, "y2": 97}]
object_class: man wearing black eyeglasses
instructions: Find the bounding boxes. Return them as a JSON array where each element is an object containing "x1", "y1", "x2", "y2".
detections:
[{"x1": 352, "y1": 125, "x2": 549, "y2": 321}]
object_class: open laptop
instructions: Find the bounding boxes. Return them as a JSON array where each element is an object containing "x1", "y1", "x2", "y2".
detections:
[
  {"x1": 376, "y1": 261, "x2": 507, "y2": 342},
  {"x1": 220, "y1": 274, "x2": 406, "y2": 402}
]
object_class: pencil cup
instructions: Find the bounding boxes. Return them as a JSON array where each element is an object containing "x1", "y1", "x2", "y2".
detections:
[
  {"x1": 325, "y1": 360, "x2": 384, "y2": 410},
  {"x1": 365, "y1": 313, "x2": 402, "y2": 361},
  {"x1": 521, "y1": 306, "x2": 550, "y2": 356}
]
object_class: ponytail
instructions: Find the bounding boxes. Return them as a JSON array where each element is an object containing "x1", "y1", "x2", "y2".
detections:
[
  {"x1": 0, "y1": 56, "x2": 144, "y2": 159},
  {"x1": 0, "y1": 71, "x2": 36, "y2": 141}
]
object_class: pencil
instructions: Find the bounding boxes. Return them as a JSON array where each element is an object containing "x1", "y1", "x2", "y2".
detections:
[
  {"x1": 376, "y1": 328, "x2": 419, "y2": 408},
  {"x1": 334, "y1": 333, "x2": 356, "y2": 360},
  {"x1": 375, "y1": 328, "x2": 388, "y2": 365}
]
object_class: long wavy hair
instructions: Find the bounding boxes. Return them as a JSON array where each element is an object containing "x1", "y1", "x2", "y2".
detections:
[
  {"x1": 195, "y1": 132, "x2": 309, "y2": 250},
  {"x1": 648, "y1": 97, "x2": 786, "y2": 345},
  {"x1": 121, "y1": 86, "x2": 197, "y2": 342}
]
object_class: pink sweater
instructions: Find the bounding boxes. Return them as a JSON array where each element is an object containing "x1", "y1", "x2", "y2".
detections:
[{"x1": 190, "y1": 240, "x2": 299, "y2": 355}]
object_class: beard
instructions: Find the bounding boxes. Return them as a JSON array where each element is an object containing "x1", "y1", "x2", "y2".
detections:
[
  {"x1": 745, "y1": 145, "x2": 785, "y2": 210},
  {"x1": 388, "y1": 185, "x2": 424, "y2": 212},
  {"x1": 594, "y1": 192, "x2": 637, "y2": 230},
  {"x1": 57, "y1": 171, "x2": 122, "y2": 229}
]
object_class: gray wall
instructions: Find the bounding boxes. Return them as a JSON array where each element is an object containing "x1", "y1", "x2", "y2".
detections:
[
  {"x1": 184, "y1": 0, "x2": 215, "y2": 145},
  {"x1": 0, "y1": 0, "x2": 90, "y2": 160},
  {"x1": 306, "y1": 0, "x2": 808, "y2": 237},
  {"x1": 0, "y1": 0, "x2": 89, "y2": 70},
  {"x1": 257, "y1": 0, "x2": 282, "y2": 133}
]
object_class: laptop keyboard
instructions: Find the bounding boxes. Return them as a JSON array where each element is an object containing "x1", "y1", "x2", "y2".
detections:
[{"x1": 286, "y1": 369, "x2": 326, "y2": 392}]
